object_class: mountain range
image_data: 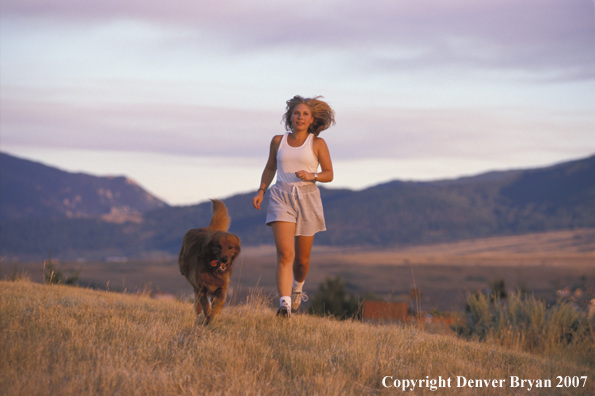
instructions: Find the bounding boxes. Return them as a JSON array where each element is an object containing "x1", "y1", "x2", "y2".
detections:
[
  {"x1": 1, "y1": 152, "x2": 167, "y2": 222},
  {"x1": 1, "y1": 151, "x2": 594, "y2": 259}
]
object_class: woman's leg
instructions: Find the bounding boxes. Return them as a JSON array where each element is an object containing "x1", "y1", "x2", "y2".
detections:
[
  {"x1": 294, "y1": 235, "x2": 315, "y2": 283},
  {"x1": 271, "y1": 222, "x2": 297, "y2": 299},
  {"x1": 291, "y1": 234, "x2": 315, "y2": 312}
]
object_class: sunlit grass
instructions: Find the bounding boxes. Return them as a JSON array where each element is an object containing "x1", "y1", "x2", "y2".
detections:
[{"x1": 1, "y1": 279, "x2": 594, "y2": 395}]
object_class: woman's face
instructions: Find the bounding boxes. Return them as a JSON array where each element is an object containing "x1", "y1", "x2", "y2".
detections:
[{"x1": 291, "y1": 104, "x2": 314, "y2": 132}]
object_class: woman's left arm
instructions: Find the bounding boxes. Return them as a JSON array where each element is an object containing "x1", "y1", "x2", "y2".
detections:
[{"x1": 313, "y1": 137, "x2": 333, "y2": 183}]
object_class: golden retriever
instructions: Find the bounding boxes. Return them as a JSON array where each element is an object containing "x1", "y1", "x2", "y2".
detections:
[{"x1": 178, "y1": 200, "x2": 241, "y2": 325}]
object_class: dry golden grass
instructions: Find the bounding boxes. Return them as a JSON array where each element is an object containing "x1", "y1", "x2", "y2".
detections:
[{"x1": 2, "y1": 279, "x2": 594, "y2": 395}]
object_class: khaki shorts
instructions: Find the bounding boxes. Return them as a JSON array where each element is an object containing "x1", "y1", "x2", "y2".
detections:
[{"x1": 266, "y1": 182, "x2": 326, "y2": 236}]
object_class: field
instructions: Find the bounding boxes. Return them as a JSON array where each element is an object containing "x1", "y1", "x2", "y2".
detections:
[
  {"x1": 3, "y1": 229, "x2": 594, "y2": 313},
  {"x1": 2, "y1": 278, "x2": 595, "y2": 396}
]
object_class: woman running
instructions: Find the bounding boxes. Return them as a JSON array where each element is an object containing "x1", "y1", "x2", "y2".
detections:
[{"x1": 252, "y1": 95, "x2": 335, "y2": 317}]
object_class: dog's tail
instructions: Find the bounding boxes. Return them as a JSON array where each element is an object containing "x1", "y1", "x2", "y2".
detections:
[{"x1": 209, "y1": 199, "x2": 231, "y2": 232}]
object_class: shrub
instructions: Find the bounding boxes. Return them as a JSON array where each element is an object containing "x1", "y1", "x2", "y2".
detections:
[
  {"x1": 489, "y1": 278, "x2": 508, "y2": 300},
  {"x1": 44, "y1": 261, "x2": 79, "y2": 285},
  {"x1": 307, "y1": 276, "x2": 360, "y2": 320}
]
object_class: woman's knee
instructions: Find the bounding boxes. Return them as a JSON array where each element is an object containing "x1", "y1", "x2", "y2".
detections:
[
  {"x1": 294, "y1": 256, "x2": 310, "y2": 270},
  {"x1": 277, "y1": 250, "x2": 295, "y2": 266}
]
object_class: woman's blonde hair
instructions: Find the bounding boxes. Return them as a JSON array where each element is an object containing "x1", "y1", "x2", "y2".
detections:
[{"x1": 282, "y1": 95, "x2": 336, "y2": 136}]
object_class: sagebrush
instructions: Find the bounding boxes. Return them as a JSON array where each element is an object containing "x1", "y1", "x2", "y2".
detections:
[{"x1": 455, "y1": 291, "x2": 595, "y2": 367}]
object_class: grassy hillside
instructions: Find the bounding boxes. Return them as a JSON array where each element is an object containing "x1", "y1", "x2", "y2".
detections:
[{"x1": 2, "y1": 279, "x2": 594, "y2": 395}]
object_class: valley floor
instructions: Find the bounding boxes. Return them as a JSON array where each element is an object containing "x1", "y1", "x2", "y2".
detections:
[{"x1": 3, "y1": 229, "x2": 594, "y2": 312}]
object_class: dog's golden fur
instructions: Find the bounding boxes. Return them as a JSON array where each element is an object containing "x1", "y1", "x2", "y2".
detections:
[{"x1": 178, "y1": 200, "x2": 241, "y2": 325}]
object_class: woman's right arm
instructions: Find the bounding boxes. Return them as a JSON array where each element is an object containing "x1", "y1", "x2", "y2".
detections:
[{"x1": 253, "y1": 136, "x2": 282, "y2": 210}]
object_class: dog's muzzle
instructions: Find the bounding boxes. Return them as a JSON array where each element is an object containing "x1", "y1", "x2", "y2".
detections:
[{"x1": 209, "y1": 259, "x2": 229, "y2": 273}]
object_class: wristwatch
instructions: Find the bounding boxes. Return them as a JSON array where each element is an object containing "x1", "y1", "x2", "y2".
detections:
[{"x1": 313, "y1": 173, "x2": 318, "y2": 182}]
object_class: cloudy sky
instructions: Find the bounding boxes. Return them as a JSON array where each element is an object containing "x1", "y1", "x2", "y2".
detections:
[{"x1": 1, "y1": 0, "x2": 594, "y2": 205}]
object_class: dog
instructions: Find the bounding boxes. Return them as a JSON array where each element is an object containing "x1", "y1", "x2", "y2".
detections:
[{"x1": 178, "y1": 199, "x2": 241, "y2": 325}]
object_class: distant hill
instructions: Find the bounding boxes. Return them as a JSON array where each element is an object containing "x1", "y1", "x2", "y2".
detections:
[
  {"x1": 144, "y1": 154, "x2": 595, "y2": 248},
  {"x1": 0, "y1": 152, "x2": 168, "y2": 223},
  {"x1": 1, "y1": 152, "x2": 594, "y2": 259}
]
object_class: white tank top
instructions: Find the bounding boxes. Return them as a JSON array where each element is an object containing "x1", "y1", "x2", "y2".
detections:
[{"x1": 275, "y1": 132, "x2": 319, "y2": 185}]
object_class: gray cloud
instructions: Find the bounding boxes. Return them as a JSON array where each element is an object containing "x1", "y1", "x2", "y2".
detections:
[
  {"x1": 2, "y1": 0, "x2": 593, "y2": 171},
  {"x1": 3, "y1": 98, "x2": 593, "y2": 162},
  {"x1": 3, "y1": 0, "x2": 594, "y2": 80},
  {"x1": 1, "y1": 99, "x2": 279, "y2": 157}
]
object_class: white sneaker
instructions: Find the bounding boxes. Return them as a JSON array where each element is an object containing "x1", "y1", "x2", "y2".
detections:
[
  {"x1": 291, "y1": 291, "x2": 308, "y2": 313},
  {"x1": 276, "y1": 305, "x2": 291, "y2": 318}
]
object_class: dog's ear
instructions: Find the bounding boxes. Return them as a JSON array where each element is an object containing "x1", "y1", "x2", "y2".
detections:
[
  {"x1": 201, "y1": 232, "x2": 215, "y2": 258},
  {"x1": 227, "y1": 235, "x2": 241, "y2": 264},
  {"x1": 201, "y1": 233, "x2": 211, "y2": 251},
  {"x1": 234, "y1": 236, "x2": 242, "y2": 255},
  {"x1": 202, "y1": 232, "x2": 222, "y2": 256}
]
